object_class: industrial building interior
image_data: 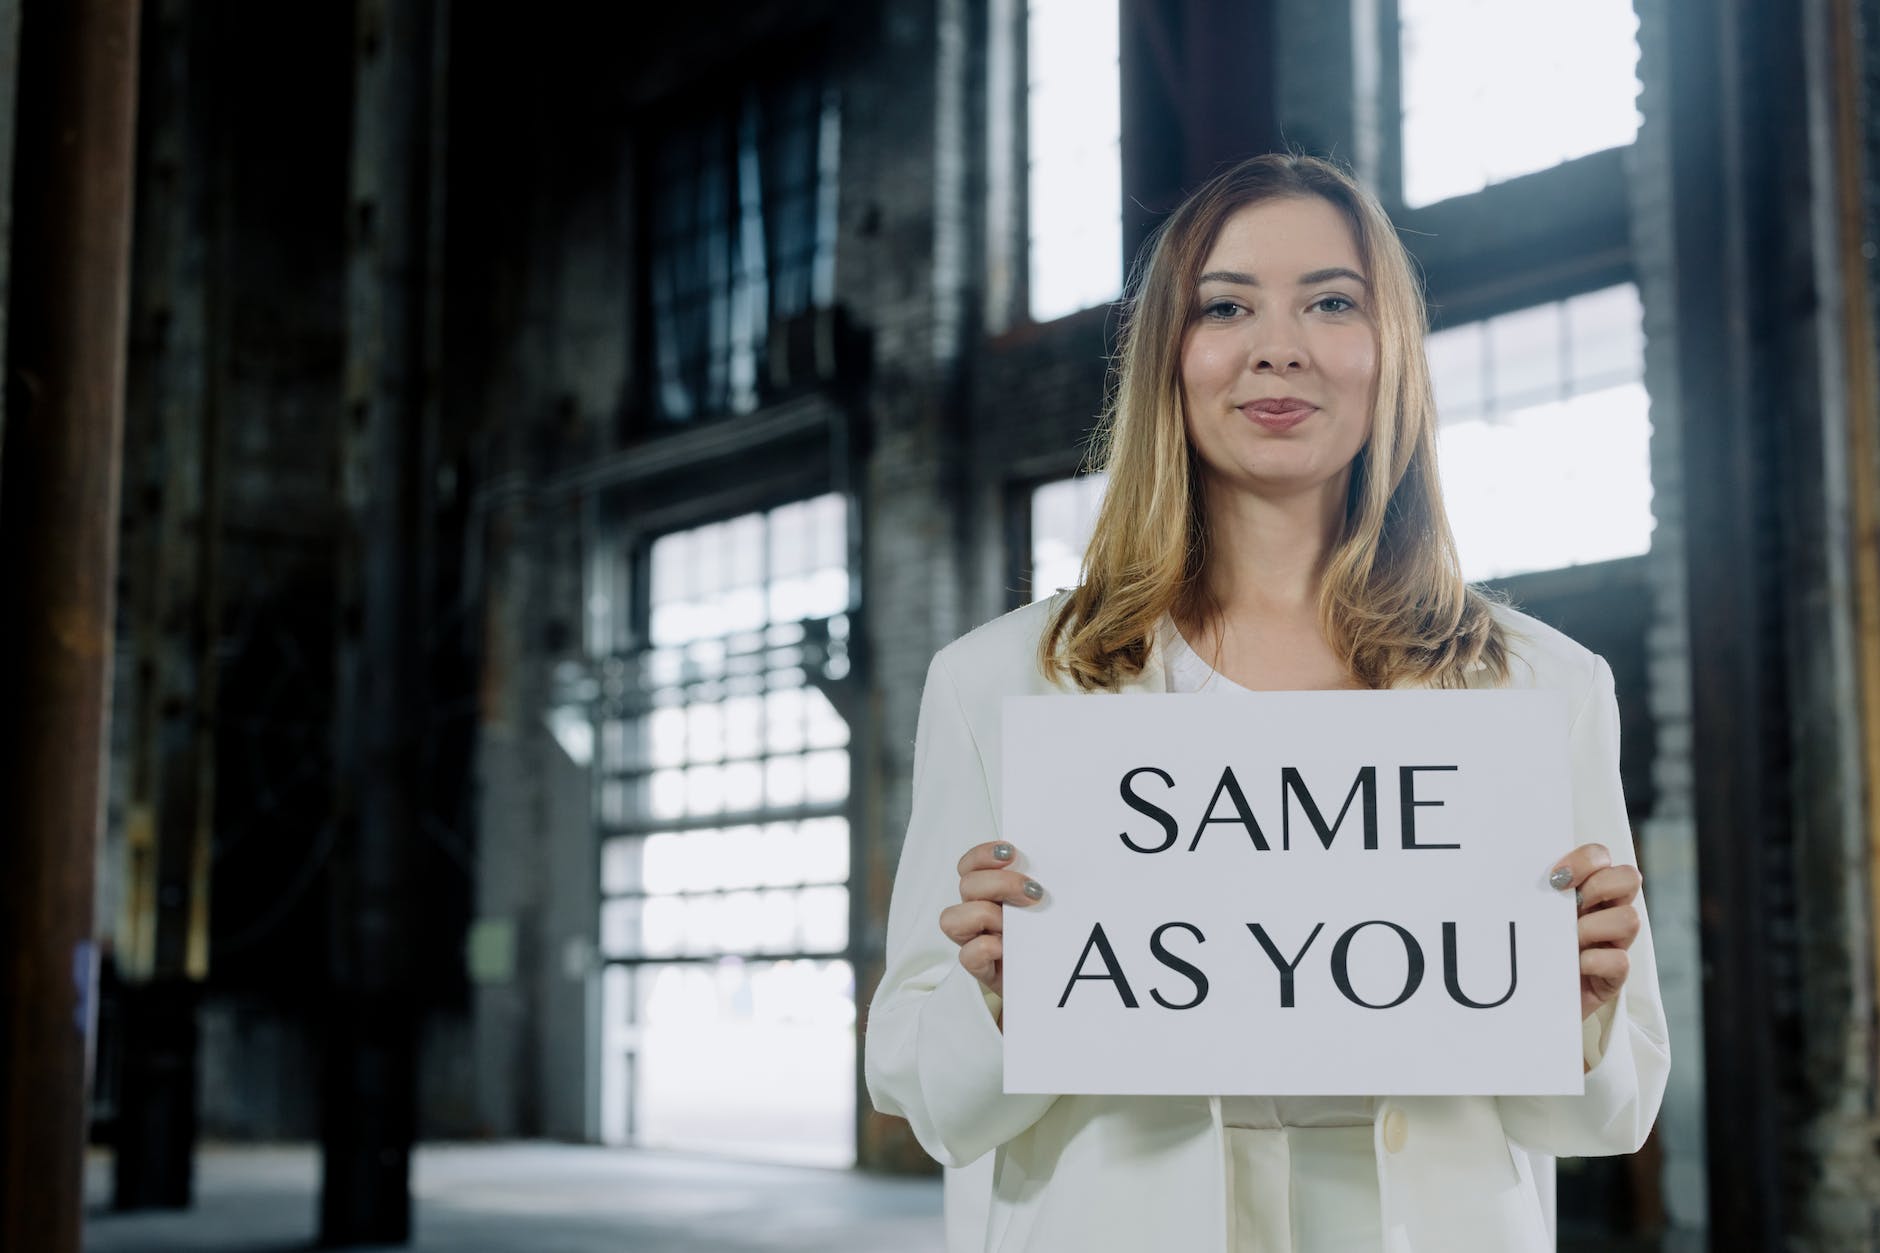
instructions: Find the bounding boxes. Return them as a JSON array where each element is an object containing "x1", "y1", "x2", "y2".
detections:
[{"x1": 2, "y1": 0, "x2": 1879, "y2": 1250}]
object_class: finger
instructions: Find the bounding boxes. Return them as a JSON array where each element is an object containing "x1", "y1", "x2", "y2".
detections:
[
  {"x1": 939, "y1": 899, "x2": 1004, "y2": 946},
  {"x1": 959, "y1": 933, "x2": 1004, "y2": 992},
  {"x1": 957, "y1": 840, "x2": 1019, "y2": 877},
  {"x1": 1578, "y1": 864, "x2": 1642, "y2": 913},
  {"x1": 1547, "y1": 843, "x2": 1613, "y2": 892},
  {"x1": 1580, "y1": 946, "x2": 1630, "y2": 985},
  {"x1": 959, "y1": 867, "x2": 1043, "y2": 906},
  {"x1": 1577, "y1": 905, "x2": 1642, "y2": 950}
]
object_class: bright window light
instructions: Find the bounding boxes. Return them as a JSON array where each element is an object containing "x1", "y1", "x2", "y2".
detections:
[
  {"x1": 598, "y1": 493, "x2": 854, "y2": 1165},
  {"x1": 1399, "y1": 0, "x2": 1642, "y2": 208},
  {"x1": 1029, "y1": 473, "x2": 1108, "y2": 601},
  {"x1": 1027, "y1": 0, "x2": 1121, "y2": 321},
  {"x1": 1432, "y1": 284, "x2": 1654, "y2": 581}
]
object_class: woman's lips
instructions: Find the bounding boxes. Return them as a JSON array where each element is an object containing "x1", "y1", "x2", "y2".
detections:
[{"x1": 1238, "y1": 402, "x2": 1317, "y2": 432}]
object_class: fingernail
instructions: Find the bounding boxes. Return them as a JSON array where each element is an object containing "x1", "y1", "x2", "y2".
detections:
[
  {"x1": 1021, "y1": 879, "x2": 1044, "y2": 900},
  {"x1": 993, "y1": 842, "x2": 1014, "y2": 861},
  {"x1": 1574, "y1": 887, "x2": 1585, "y2": 908},
  {"x1": 1549, "y1": 866, "x2": 1573, "y2": 890}
]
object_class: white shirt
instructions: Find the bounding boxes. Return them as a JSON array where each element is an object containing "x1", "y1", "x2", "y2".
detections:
[{"x1": 1160, "y1": 618, "x2": 1384, "y2": 1252}]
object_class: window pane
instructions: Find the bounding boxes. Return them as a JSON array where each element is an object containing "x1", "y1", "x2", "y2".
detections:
[
  {"x1": 1399, "y1": 0, "x2": 1641, "y2": 208},
  {"x1": 1028, "y1": 472, "x2": 1109, "y2": 602},
  {"x1": 1027, "y1": 0, "x2": 1121, "y2": 321},
  {"x1": 647, "y1": 73, "x2": 840, "y2": 424},
  {"x1": 621, "y1": 958, "x2": 855, "y2": 1165},
  {"x1": 1433, "y1": 284, "x2": 1652, "y2": 580}
]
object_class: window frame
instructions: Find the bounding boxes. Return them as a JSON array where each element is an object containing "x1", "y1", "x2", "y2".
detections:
[{"x1": 625, "y1": 37, "x2": 842, "y2": 442}]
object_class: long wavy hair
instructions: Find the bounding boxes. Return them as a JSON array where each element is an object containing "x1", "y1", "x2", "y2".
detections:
[{"x1": 1039, "y1": 152, "x2": 1509, "y2": 691}]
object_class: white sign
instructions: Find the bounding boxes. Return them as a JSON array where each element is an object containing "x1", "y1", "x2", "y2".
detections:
[{"x1": 1000, "y1": 692, "x2": 1583, "y2": 1096}]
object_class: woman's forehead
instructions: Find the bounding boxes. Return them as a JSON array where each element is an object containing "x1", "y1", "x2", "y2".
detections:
[{"x1": 1199, "y1": 198, "x2": 1364, "y2": 280}]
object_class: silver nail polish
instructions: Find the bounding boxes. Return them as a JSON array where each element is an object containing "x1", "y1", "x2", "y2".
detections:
[
  {"x1": 1548, "y1": 866, "x2": 1573, "y2": 890},
  {"x1": 1022, "y1": 879, "x2": 1044, "y2": 900},
  {"x1": 993, "y1": 842, "x2": 1014, "y2": 861},
  {"x1": 1575, "y1": 887, "x2": 1585, "y2": 908}
]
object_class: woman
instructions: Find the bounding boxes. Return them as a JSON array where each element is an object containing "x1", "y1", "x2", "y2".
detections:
[{"x1": 864, "y1": 153, "x2": 1669, "y2": 1253}]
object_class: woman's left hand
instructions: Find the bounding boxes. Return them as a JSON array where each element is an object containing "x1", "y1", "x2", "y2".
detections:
[{"x1": 1549, "y1": 842, "x2": 1643, "y2": 1021}]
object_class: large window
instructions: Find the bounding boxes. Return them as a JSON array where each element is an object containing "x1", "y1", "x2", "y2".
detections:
[
  {"x1": 646, "y1": 76, "x2": 840, "y2": 424},
  {"x1": 1431, "y1": 283, "x2": 1652, "y2": 581},
  {"x1": 1026, "y1": 0, "x2": 1121, "y2": 321},
  {"x1": 1398, "y1": 0, "x2": 1641, "y2": 207},
  {"x1": 594, "y1": 495, "x2": 855, "y2": 1165}
]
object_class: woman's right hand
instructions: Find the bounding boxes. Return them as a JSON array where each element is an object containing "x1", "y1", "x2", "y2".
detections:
[{"x1": 939, "y1": 841, "x2": 1044, "y2": 999}]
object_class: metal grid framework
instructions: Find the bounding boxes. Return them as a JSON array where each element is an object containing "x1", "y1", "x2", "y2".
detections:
[
  {"x1": 576, "y1": 494, "x2": 857, "y2": 1153},
  {"x1": 645, "y1": 73, "x2": 840, "y2": 425}
]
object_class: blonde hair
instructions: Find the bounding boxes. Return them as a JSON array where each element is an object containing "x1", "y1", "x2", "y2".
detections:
[{"x1": 1040, "y1": 152, "x2": 1509, "y2": 691}]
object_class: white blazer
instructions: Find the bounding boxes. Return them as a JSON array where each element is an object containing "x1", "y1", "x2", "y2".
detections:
[{"x1": 864, "y1": 595, "x2": 1670, "y2": 1253}]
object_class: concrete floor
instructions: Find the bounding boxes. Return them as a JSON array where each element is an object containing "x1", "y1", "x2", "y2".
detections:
[{"x1": 83, "y1": 1142, "x2": 947, "y2": 1253}]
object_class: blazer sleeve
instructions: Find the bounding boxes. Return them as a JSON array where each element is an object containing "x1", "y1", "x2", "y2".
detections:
[
  {"x1": 1496, "y1": 655, "x2": 1671, "y2": 1157},
  {"x1": 863, "y1": 651, "x2": 1058, "y2": 1167}
]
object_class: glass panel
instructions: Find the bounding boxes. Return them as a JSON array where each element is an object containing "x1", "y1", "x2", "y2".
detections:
[
  {"x1": 803, "y1": 686, "x2": 849, "y2": 748},
  {"x1": 601, "y1": 836, "x2": 644, "y2": 896},
  {"x1": 1400, "y1": 0, "x2": 1641, "y2": 207},
  {"x1": 1486, "y1": 303, "x2": 1564, "y2": 408},
  {"x1": 765, "y1": 688, "x2": 807, "y2": 753},
  {"x1": 804, "y1": 749, "x2": 849, "y2": 803},
  {"x1": 649, "y1": 769, "x2": 686, "y2": 821},
  {"x1": 1029, "y1": 472, "x2": 1109, "y2": 602},
  {"x1": 721, "y1": 760, "x2": 764, "y2": 812},
  {"x1": 766, "y1": 754, "x2": 806, "y2": 807},
  {"x1": 646, "y1": 75, "x2": 838, "y2": 426},
  {"x1": 797, "y1": 885, "x2": 849, "y2": 952},
  {"x1": 1027, "y1": 0, "x2": 1121, "y2": 321},
  {"x1": 601, "y1": 896, "x2": 644, "y2": 958},
  {"x1": 1434, "y1": 284, "x2": 1651, "y2": 580},
  {"x1": 1426, "y1": 320, "x2": 1487, "y2": 424},
  {"x1": 798, "y1": 817, "x2": 850, "y2": 885},
  {"x1": 625, "y1": 959, "x2": 856, "y2": 1165}
]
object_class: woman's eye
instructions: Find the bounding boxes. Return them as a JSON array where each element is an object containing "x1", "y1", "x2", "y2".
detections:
[
  {"x1": 1314, "y1": 295, "x2": 1356, "y2": 314},
  {"x1": 1202, "y1": 300, "x2": 1242, "y2": 320}
]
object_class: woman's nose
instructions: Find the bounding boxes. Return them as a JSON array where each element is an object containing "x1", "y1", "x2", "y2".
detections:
[{"x1": 1248, "y1": 321, "x2": 1308, "y2": 373}]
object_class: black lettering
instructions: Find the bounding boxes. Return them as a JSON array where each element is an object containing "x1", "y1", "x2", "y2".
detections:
[
  {"x1": 1148, "y1": 922, "x2": 1210, "y2": 1010},
  {"x1": 1329, "y1": 920, "x2": 1426, "y2": 1009},
  {"x1": 1056, "y1": 923, "x2": 1140, "y2": 1008},
  {"x1": 1281, "y1": 766, "x2": 1378, "y2": 851},
  {"x1": 1247, "y1": 921, "x2": 1326, "y2": 1008},
  {"x1": 1189, "y1": 766, "x2": 1270, "y2": 851},
  {"x1": 1399, "y1": 765, "x2": 1461, "y2": 849},
  {"x1": 1118, "y1": 766, "x2": 1180, "y2": 854},
  {"x1": 1443, "y1": 921, "x2": 1519, "y2": 1009}
]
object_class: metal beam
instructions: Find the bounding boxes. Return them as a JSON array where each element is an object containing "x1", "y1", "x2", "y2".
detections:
[
  {"x1": 320, "y1": 0, "x2": 440, "y2": 1241},
  {"x1": 0, "y1": 2, "x2": 142, "y2": 1250},
  {"x1": 1663, "y1": 0, "x2": 1818, "y2": 1244},
  {"x1": 112, "y1": 0, "x2": 221, "y2": 1209}
]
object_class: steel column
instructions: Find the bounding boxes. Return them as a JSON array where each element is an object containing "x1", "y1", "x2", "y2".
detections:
[{"x1": 320, "y1": 0, "x2": 439, "y2": 1242}]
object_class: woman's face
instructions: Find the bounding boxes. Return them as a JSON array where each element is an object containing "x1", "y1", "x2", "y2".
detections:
[{"x1": 1179, "y1": 196, "x2": 1380, "y2": 505}]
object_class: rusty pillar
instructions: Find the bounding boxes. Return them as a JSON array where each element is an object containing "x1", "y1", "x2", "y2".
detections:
[{"x1": 0, "y1": 1, "x2": 142, "y2": 1251}]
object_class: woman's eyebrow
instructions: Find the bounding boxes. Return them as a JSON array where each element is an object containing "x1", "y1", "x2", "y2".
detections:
[{"x1": 1197, "y1": 267, "x2": 1370, "y2": 288}]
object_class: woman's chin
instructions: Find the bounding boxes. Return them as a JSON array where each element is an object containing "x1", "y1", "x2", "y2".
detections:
[{"x1": 1207, "y1": 458, "x2": 1348, "y2": 501}]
